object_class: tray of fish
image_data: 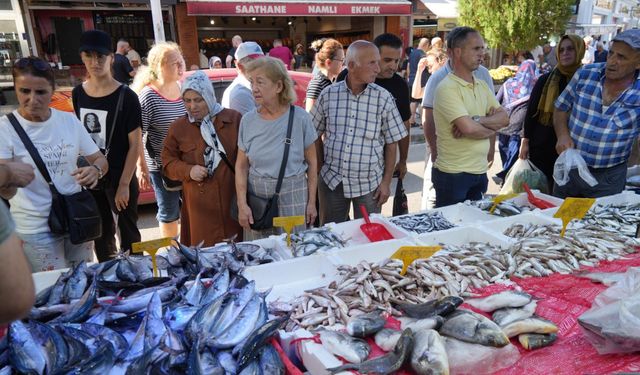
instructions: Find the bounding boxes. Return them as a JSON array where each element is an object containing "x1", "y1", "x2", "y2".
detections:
[
  {"x1": 467, "y1": 198, "x2": 534, "y2": 217},
  {"x1": 326, "y1": 215, "x2": 408, "y2": 246},
  {"x1": 503, "y1": 223, "x2": 639, "y2": 277},
  {"x1": 415, "y1": 226, "x2": 514, "y2": 248},
  {"x1": 389, "y1": 211, "x2": 456, "y2": 234},
  {"x1": 294, "y1": 289, "x2": 559, "y2": 374},
  {"x1": 483, "y1": 213, "x2": 562, "y2": 239},
  {"x1": 580, "y1": 203, "x2": 640, "y2": 237},
  {"x1": 428, "y1": 203, "x2": 497, "y2": 225},
  {"x1": 10, "y1": 258, "x2": 295, "y2": 374},
  {"x1": 290, "y1": 227, "x2": 348, "y2": 257}
]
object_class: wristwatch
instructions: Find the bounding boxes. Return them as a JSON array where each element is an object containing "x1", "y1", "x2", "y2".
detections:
[
  {"x1": 472, "y1": 115, "x2": 481, "y2": 122},
  {"x1": 92, "y1": 164, "x2": 103, "y2": 179}
]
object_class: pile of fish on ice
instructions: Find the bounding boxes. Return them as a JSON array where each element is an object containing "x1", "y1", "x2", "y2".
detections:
[
  {"x1": 580, "y1": 203, "x2": 640, "y2": 237},
  {"x1": 467, "y1": 198, "x2": 533, "y2": 217},
  {"x1": 302, "y1": 290, "x2": 557, "y2": 374},
  {"x1": 1, "y1": 246, "x2": 291, "y2": 374},
  {"x1": 389, "y1": 211, "x2": 456, "y2": 234}
]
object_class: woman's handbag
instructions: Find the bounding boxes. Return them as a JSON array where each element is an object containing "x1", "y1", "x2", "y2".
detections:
[
  {"x1": 231, "y1": 105, "x2": 295, "y2": 230},
  {"x1": 7, "y1": 113, "x2": 102, "y2": 244}
]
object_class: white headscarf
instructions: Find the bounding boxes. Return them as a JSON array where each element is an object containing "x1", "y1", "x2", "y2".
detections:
[{"x1": 181, "y1": 71, "x2": 226, "y2": 176}]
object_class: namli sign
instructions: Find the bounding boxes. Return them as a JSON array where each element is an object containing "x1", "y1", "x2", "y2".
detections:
[{"x1": 187, "y1": 2, "x2": 411, "y2": 16}]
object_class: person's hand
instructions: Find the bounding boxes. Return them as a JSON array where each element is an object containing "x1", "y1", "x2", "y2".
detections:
[
  {"x1": 555, "y1": 135, "x2": 575, "y2": 155},
  {"x1": 237, "y1": 203, "x2": 254, "y2": 229},
  {"x1": 417, "y1": 57, "x2": 429, "y2": 71},
  {"x1": 373, "y1": 182, "x2": 391, "y2": 207},
  {"x1": 452, "y1": 125, "x2": 464, "y2": 139},
  {"x1": 3, "y1": 161, "x2": 35, "y2": 188},
  {"x1": 137, "y1": 167, "x2": 151, "y2": 191},
  {"x1": 115, "y1": 183, "x2": 130, "y2": 212},
  {"x1": 71, "y1": 166, "x2": 99, "y2": 188},
  {"x1": 519, "y1": 138, "x2": 529, "y2": 160},
  {"x1": 394, "y1": 161, "x2": 408, "y2": 179},
  {"x1": 306, "y1": 202, "x2": 317, "y2": 226},
  {"x1": 189, "y1": 165, "x2": 208, "y2": 182},
  {"x1": 487, "y1": 151, "x2": 495, "y2": 169}
]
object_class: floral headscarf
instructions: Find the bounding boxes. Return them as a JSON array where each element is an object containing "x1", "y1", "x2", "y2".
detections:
[
  {"x1": 181, "y1": 70, "x2": 226, "y2": 176},
  {"x1": 503, "y1": 60, "x2": 539, "y2": 108}
]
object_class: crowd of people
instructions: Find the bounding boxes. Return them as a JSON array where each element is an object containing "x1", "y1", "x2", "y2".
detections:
[{"x1": 0, "y1": 26, "x2": 638, "y2": 317}]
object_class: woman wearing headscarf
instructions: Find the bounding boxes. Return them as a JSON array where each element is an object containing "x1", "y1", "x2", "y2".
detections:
[
  {"x1": 209, "y1": 56, "x2": 223, "y2": 69},
  {"x1": 495, "y1": 59, "x2": 539, "y2": 181},
  {"x1": 161, "y1": 71, "x2": 242, "y2": 246},
  {"x1": 519, "y1": 35, "x2": 585, "y2": 192}
]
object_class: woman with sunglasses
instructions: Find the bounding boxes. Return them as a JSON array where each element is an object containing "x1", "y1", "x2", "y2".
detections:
[
  {"x1": 0, "y1": 56, "x2": 108, "y2": 272},
  {"x1": 72, "y1": 30, "x2": 142, "y2": 262},
  {"x1": 131, "y1": 42, "x2": 187, "y2": 239},
  {"x1": 305, "y1": 38, "x2": 344, "y2": 112}
]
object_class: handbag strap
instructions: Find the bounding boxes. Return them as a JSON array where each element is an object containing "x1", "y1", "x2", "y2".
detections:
[
  {"x1": 219, "y1": 151, "x2": 235, "y2": 174},
  {"x1": 104, "y1": 84, "x2": 126, "y2": 158},
  {"x1": 274, "y1": 105, "x2": 295, "y2": 196},
  {"x1": 7, "y1": 113, "x2": 60, "y2": 195}
]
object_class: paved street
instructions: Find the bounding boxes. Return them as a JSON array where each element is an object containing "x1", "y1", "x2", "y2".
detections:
[{"x1": 138, "y1": 140, "x2": 504, "y2": 241}]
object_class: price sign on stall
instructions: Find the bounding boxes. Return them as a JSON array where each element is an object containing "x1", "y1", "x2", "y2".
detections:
[
  {"x1": 490, "y1": 193, "x2": 519, "y2": 214},
  {"x1": 553, "y1": 197, "x2": 595, "y2": 237},
  {"x1": 132, "y1": 237, "x2": 173, "y2": 277},
  {"x1": 273, "y1": 216, "x2": 305, "y2": 246},
  {"x1": 391, "y1": 246, "x2": 442, "y2": 275}
]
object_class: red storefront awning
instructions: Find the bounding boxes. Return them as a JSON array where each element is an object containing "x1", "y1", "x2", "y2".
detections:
[{"x1": 186, "y1": 0, "x2": 412, "y2": 16}]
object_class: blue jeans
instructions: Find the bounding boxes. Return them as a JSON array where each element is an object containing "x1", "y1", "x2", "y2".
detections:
[
  {"x1": 432, "y1": 168, "x2": 488, "y2": 207},
  {"x1": 149, "y1": 171, "x2": 181, "y2": 223},
  {"x1": 19, "y1": 231, "x2": 94, "y2": 272}
]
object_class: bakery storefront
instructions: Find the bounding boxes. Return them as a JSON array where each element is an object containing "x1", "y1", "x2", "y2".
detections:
[{"x1": 183, "y1": 0, "x2": 412, "y2": 69}]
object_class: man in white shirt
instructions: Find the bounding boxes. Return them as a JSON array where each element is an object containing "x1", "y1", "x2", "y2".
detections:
[{"x1": 221, "y1": 42, "x2": 264, "y2": 115}]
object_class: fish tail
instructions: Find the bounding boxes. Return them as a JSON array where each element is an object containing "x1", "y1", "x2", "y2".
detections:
[{"x1": 327, "y1": 363, "x2": 358, "y2": 373}]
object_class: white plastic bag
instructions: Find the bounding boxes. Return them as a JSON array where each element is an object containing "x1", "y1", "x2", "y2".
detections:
[
  {"x1": 499, "y1": 159, "x2": 549, "y2": 195},
  {"x1": 553, "y1": 149, "x2": 598, "y2": 187}
]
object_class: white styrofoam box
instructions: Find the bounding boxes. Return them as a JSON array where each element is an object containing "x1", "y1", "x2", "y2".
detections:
[
  {"x1": 33, "y1": 268, "x2": 68, "y2": 294},
  {"x1": 505, "y1": 190, "x2": 564, "y2": 210},
  {"x1": 436, "y1": 203, "x2": 497, "y2": 225},
  {"x1": 415, "y1": 226, "x2": 514, "y2": 248},
  {"x1": 284, "y1": 329, "x2": 352, "y2": 375},
  {"x1": 328, "y1": 238, "x2": 418, "y2": 267},
  {"x1": 242, "y1": 254, "x2": 339, "y2": 302},
  {"x1": 325, "y1": 215, "x2": 408, "y2": 247},
  {"x1": 594, "y1": 191, "x2": 640, "y2": 206},
  {"x1": 485, "y1": 212, "x2": 562, "y2": 238}
]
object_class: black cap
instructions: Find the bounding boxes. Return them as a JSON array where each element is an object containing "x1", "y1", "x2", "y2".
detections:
[{"x1": 79, "y1": 30, "x2": 112, "y2": 55}]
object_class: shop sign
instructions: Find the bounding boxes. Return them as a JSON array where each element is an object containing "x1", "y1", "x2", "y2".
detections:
[
  {"x1": 437, "y1": 17, "x2": 457, "y2": 31},
  {"x1": 186, "y1": 1, "x2": 412, "y2": 16}
]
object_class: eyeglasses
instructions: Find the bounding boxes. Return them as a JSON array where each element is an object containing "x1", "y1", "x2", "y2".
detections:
[{"x1": 15, "y1": 57, "x2": 51, "y2": 71}]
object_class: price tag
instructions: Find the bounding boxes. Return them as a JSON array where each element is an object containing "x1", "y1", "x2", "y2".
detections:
[
  {"x1": 132, "y1": 237, "x2": 173, "y2": 277},
  {"x1": 553, "y1": 197, "x2": 595, "y2": 237},
  {"x1": 273, "y1": 216, "x2": 305, "y2": 246},
  {"x1": 391, "y1": 246, "x2": 442, "y2": 275},
  {"x1": 490, "y1": 193, "x2": 519, "y2": 214}
]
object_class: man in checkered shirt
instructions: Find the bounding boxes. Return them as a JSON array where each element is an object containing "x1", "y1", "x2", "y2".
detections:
[
  {"x1": 311, "y1": 40, "x2": 408, "y2": 225},
  {"x1": 553, "y1": 29, "x2": 640, "y2": 198}
]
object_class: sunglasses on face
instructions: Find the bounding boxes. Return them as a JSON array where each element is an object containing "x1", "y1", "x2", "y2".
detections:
[{"x1": 15, "y1": 57, "x2": 51, "y2": 71}]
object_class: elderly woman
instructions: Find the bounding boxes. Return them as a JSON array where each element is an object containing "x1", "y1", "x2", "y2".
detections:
[
  {"x1": 519, "y1": 35, "x2": 585, "y2": 192},
  {"x1": 162, "y1": 71, "x2": 242, "y2": 246},
  {"x1": 0, "y1": 57, "x2": 108, "y2": 272},
  {"x1": 236, "y1": 57, "x2": 318, "y2": 240}
]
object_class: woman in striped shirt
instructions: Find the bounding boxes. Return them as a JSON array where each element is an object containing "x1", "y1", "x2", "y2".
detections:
[
  {"x1": 305, "y1": 38, "x2": 344, "y2": 112},
  {"x1": 132, "y1": 42, "x2": 187, "y2": 238}
]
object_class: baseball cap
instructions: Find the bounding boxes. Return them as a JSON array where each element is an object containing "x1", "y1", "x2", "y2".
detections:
[
  {"x1": 612, "y1": 29, "x2": 640, "y2": 50},
  {"x1": 235, "y1": 41, "x2": 264, "y2": 61},
  {"x1": 79, "y1": 30, "x2": 112, "y2": 55}
]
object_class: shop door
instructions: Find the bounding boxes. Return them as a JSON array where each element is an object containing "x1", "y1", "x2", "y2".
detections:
[{"x1": 53, "y1": 17, "x2": 83, "y2": 66}]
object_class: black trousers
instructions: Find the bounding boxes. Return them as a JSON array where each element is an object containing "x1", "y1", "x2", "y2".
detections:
[{"x1": 91, "y1": 175, "x2": 141, "y2": 262}]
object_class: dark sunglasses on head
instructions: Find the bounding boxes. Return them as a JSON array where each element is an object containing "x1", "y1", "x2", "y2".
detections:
[{"x1": 15, "y1": 57, "x2": 51, "y2": 71}]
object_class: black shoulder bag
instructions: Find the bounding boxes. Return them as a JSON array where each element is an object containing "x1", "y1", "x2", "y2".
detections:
[
  {"x1": 231, "y1": 105, "x2": 295, "y2": 230},
  {"x1": 92, "y1": 84, "x2": 125, "y2": 190},
  {"x1": 7, "y1": 113, "x2": 102, "y2": 244},
  {"x1": 145, "y1": 119, "x2": 182, "y2": 191}
]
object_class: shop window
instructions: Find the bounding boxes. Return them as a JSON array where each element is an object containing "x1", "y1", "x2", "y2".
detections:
[{"x1": 0, "y1": 0, "x2": 12, "y2": 11}]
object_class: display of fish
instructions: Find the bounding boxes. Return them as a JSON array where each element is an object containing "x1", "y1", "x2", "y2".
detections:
[
  {"x1": 468, "y1": 199, "x2": 531, "y2": 217},
  {"x1": 465, "y1": 290, "x2": 532, "y2": 312},
  {"x1": 290, "y1": 228, "x2": 347, "y2": 257},
  {"x1": 389, "y1": 211, "x2": 455, "y2": 234},
  {"x1": 581, "y1": 203, "x2": 640, "y2": 237},
  {"x1": 439, "y1": 309, "x2": 510, "y2": 347}
]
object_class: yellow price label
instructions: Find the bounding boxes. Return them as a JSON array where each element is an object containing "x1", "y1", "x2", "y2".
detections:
[
  {"x1": 553, "y1": 197, "x2": 595, "y2": 237},
  {"x1": 273, "y1": 216, "x2": 305, "y2": 246},
  {"x1": 391, "y1": 246, "x2": 442, "y2": 275},
  {"x1": 132, "y1": 237, "x2": 173, "y2": 277},
  {"x1": 490, "y1": 193, "x2": 519, "y2": 214}
]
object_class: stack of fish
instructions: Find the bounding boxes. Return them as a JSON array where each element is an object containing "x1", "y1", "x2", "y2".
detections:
[
  {"x1": 389, "y1": 211, "x2": 456, "y2": 234},
  {"x1": 468, "y1": 198, "x2": 532, "y2": 217},
  {"x1": 290, "y1": 228, "x2": 347, "y2": 257},
  {"x1": 504, "y1": 224, "x2": 638, "y2": 276},
  {"x1": 2, "y1": 260, "x2": 290, "y2": 374},
  {"x1": 581, "y1": 203, "x2": 640, "y2": 237}
]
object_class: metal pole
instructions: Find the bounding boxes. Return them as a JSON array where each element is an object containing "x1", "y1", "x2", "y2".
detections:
[{"x1": 150, "y1": 0, "x2": 165, "y2": 43}]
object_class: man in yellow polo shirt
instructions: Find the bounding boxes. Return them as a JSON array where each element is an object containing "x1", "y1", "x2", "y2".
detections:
[{"x1": 433, "y1": 27, "x2": 509, "y2": 207}]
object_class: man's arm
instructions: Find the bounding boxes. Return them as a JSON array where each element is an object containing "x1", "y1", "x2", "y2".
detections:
[
  {"x1": 226, "y1": 55, "x2": 233, "y2": 68},
  {"x1": 0, "y1": 229, "x2": 35, "y2": 323},
  {"x1": 553, "y1": 109, "x2": 574, "y2": 154},
  {"x1": 395, "y1": 120, "x2": 411, "y2": 178},
  {"x1": 114, "y1": 128, "x2": 141, "y2": 211},
  {"x1": 374, "y1": 142, "x2": 397, "y2": 206},
  {"x1": 422, "y1": 107, "x2": 437, "y2": 162},
  {"x1": 478, "y1": 107, "x2": 509, "y2": 131},
  {"x1": 452, "y1": 116, "x2": 496, "y2": 139}
]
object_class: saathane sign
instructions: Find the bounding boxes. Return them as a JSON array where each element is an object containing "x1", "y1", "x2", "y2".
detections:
[{"x1": 186, "y1": 2, "x2": 411, "y2": 16}]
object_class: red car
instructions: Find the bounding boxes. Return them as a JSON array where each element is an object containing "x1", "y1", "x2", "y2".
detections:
[{"x1": 51, "y1": 68, "x2": 312, "y2": 205}]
